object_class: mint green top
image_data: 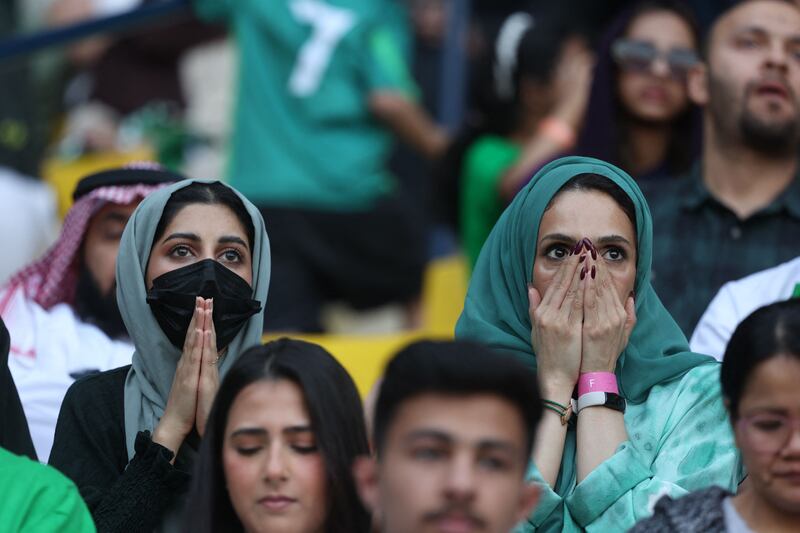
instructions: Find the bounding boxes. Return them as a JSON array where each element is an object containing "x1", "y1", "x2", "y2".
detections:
[
  {"x1": 456, "y1": 156, "x2": 743, "y2": 531},
  {"x1": 460, "y1": 135, "x2": 521, "y2": 269},
  {"x1": 193, "y1": 0, "x2": 417, "y2": 211},
  {"x1": 519, "y1": 364, "x2": 742, "y2": 531},
  {"x1": 0, "y1": 447, "x2": 96, "y2": 532}
]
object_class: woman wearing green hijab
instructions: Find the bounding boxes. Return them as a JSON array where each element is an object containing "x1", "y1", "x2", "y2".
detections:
[
  {"x1": 49, "y1": 180, "x2": 270, "y2": 532},
  {"x1": 456, "y1": 156, "x2": 743, "y2": 532}
]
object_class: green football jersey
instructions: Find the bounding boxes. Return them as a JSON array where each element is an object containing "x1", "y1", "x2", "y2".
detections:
[{"x1": 194, "y1": 0, "x2": 417, "y2": 210}]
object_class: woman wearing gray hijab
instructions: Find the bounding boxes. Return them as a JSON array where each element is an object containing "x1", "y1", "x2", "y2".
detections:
[{"x1": 49, "y1": 180, "x2": 270, "y2": 533}]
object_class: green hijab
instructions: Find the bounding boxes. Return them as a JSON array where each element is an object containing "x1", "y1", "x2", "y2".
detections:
[
  {"x1": 116, "y1": 179, "x2": 270, "y2": 462},
  {"x1": 456, "y1": 156, "x2": 713, "y2": 403}
]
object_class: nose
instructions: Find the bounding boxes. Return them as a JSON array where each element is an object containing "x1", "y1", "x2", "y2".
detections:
[
  {"x1": 764, "y1": 41, "x2": 789, "y2": 72},
  {"x1": 650, "y1": 56, "x2": 671, "y2": 78},
  {"x1": 443, "y1": 454, "x2": 477, "y2": 502},
  {"x1": 263, "y1": 444, "x2": 289, "y2": 482},
  {"x1": 780, "y1": 424, "x2": 800, "y2": 458}
]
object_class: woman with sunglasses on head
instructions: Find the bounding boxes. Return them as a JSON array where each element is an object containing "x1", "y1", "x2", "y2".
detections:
[
  {"x1": 185, "y1": 338, "x2": 370, "y2": 533},
  {"x1": 632, "y1": 299, "x2": 800, "y2": 532},
  {"x1": 457, "y1": 156, "x2": 743, "y2": 531},
  {"x1": 48, "y1": 180, "x2": 270, "y2": 532},
  {"x1": 576, "y1": 0, "x2": 700, "y2": 180}
]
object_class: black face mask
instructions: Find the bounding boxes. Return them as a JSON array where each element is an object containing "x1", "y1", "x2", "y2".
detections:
[{"x1": 146, "y1": 259, "x2": 261, "y2": 351}]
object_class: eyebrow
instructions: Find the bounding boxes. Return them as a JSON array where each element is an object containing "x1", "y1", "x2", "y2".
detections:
[
  {"x1": 229, "y1": 425, "x2": 313, "y2": 438},
  {"x1": 405, "y1": 429, "x2": 453, "y2": 444},
  {"x1": 476, "y1": 439, "x2": 519, "y2": 455},
  {"x1": 734, "y1": 25, "x2": 800, "y2": 43},
  {"x1": 102, "y1": 212, "x2": 129, "y2": 224},
  {"x1": 539, "y1": 233, "x2": 632, "y2": 247},
  {"x1": 219, "y1": 235, "x2": 249, "y2": 249},
  {"x1": 595, "y1": 235, "x2": 633, "y2": 247},
  {"x1": 163, "y1": 232, "x2": 199, "y2": 244},
  {"x1": 539, "y1": 233, "x2": 577, "y2": 245},
  {"x1": 163, "y1": 232, "x2": 249, "y2": 249}
]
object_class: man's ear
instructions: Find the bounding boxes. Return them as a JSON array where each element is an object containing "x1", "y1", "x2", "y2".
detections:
[
  {"x1": 515, "y1": 482, "x2": 540, "y2": 524},
  {"x1": 688, "y1": 62, "x2": 709, "y2": 106},
  {"x1": 353, "y1": 455, "x2": 381, "y2": 514}
]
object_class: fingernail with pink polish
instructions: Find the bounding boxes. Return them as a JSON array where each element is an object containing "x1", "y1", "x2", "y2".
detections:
[
  {"x1": 580, "y1": 267, "x2": 587, "y2": 280},
  {"x1": 579, "y1": 254, "x2": 586, "y2": 263},
  {"x1": 591, "y1": 266, "x2": 596, "y2": 279}
]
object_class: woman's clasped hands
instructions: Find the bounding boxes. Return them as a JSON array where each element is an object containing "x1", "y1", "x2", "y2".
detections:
[
  {"x1": 527, "y1": 238, "x2": 636, "y2": 400},
  {"x1": 154, "y1": 297, "x2": 220, "y2": 457}
]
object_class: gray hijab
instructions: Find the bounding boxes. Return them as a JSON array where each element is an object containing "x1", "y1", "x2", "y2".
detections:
[{"x1": 116, "y1": 178, "x2": 270, "y2": 462}]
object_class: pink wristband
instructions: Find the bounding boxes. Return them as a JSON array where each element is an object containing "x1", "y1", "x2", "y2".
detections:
[{"x1": 578, "y1": 372, "x2": 618, "y2": 396}]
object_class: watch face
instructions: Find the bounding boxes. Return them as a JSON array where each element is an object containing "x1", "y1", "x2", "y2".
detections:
[{"x1": 606, "y1": 393, "x2": 626, "y2": 413}]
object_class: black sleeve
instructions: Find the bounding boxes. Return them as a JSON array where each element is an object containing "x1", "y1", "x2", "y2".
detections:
[
  {"x1": 49, "y1": 368, "x2": 190, "y2": 533},
  {"x1": 0, "y1": 317, "x2": 36, "y2": 460}
]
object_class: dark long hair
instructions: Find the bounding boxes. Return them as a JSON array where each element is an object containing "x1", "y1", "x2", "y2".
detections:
[
  {"x1": 184, "y1": 338, "x2": 371, "y2": 533},
  {"x1": 721, "y1": 299, "x2": 800, "y2": 419},
  {"x1": 433, "y1": 9, "x2": 571, "y2": 230},
  {"x1": 575, "y1": 1, "x2": 701, "y2": 178}
]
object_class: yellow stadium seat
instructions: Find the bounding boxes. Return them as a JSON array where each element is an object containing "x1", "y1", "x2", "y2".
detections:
[
  {"x1": 42, "y1": 147, "x2": 156, "y2": 218},
  {"x1": 263, "y1": 254, "x2": 470, "y2": 397}
]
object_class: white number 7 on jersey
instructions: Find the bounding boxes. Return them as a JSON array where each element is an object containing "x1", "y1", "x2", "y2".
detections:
[{"x1": 288, "y1": 0, "x2": 357, "y2": 97}]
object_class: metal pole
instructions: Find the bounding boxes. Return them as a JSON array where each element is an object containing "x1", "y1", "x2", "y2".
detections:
[
  {"x1": 437, "y1": 0, "x2": 471, "y2": 131},
  {"x1": 0, "y1": 0, "x2": 190, "y2": 61}
]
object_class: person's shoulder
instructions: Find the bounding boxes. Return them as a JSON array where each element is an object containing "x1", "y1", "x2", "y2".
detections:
[
  {"x1": 64, "y1": 366, "x2": 131, "y2": 404},
  {"x1": 0, "y1": 447, "x2": 95, "y2": 532},
  {"x1": 647, "y1": 363, "x2": 721, "y2": 403},
  {"x1": 463, "y1": 136, "x2": 519, "y2": 172},
  {"x1": 631, "y1": 486, "x2": 729, "y2": 533},
  {"x1": 0, "y1": 447, "x2": 84, "y2": 500},
  {"x1": 725, "y1": 255, "x2": 800, "y2": 298}
]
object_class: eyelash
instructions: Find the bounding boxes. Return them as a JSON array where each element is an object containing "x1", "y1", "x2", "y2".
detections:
[
  {"x1": 168, "y1": 245, "x2": 243, "y2": 262},
  {"x1": 543, "y1": 244, "x2": 627, "y2": 262},
  {"x1": 235, "y1": 444, "x2": 318, "y2": 456}
]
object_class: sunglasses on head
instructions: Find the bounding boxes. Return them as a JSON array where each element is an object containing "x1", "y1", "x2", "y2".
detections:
[{"x1": 611, "y1": 38, "x2": 699, "y2": 80}]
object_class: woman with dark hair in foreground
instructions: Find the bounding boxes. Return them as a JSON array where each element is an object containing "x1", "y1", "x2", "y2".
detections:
[
  {"x1": 185, "y1": 338, "x2": 371, "y2": 533},
  {"x1": 632, "y1": 299, "x2": 800, "y2": 532}
]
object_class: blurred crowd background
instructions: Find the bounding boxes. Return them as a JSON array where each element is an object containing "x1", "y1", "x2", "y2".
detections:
[{"x1": 0, "y1": 0, "x2": 740, "y2": 335}]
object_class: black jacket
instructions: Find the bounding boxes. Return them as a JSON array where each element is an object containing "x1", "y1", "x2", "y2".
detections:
[
  {"x1": 49, "y1": 365, "x2": 191, "y2": 533},
  {"x1": 0, "y1": 316, "x2": 36, "y2": 459}
]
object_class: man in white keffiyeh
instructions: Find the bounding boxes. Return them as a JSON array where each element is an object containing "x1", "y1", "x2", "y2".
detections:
[{"x1": 0, "y1": 163, "x2": 183, "y2": 461}]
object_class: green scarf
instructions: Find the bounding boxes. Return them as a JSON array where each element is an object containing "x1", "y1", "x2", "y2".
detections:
[
  {"x1": 456, "y1": 156, "x2": 713, "y2": 403},
  {"x1": 116, "y1": 179, "x2": 270, "y2": 460}
]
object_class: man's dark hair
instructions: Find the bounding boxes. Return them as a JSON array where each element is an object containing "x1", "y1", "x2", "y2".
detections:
[{"x1": 373, "y1": 340, "x2": 542, "y2": 458}]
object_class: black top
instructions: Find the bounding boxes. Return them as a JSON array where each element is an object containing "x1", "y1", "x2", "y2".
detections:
[
  {"x1": 0, "y1": 317, "x2": 36, "y2": 459},
  {"x1": 628, "y1": 485, "x2": 730, "y2": 533},
  {"x1": 49, "y1": 365, "x2": 191, "y2": 533}
]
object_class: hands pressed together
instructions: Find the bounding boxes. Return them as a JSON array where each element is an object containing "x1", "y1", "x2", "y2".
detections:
[
  {"x1": 153, "y1": 297, "x2": 220, "y2": 458},
  {"x1": 528, "y1": 238, "x2": 636, "y2": 401}
]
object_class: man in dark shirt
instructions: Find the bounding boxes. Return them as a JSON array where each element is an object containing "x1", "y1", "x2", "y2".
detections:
[{"x1": 642, "y1": 0, "x2": 800, "y2": 336}]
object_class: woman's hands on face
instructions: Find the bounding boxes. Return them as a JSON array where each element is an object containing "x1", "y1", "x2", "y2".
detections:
[
  {"x1": 195, "y1": 299, "x2": 219, "y2": 437},
  {"x1": 528, "y1": 238, "x2": 636, "y2": 396},
  {"x1": 528, "y1": 242, "x2": 586, "y2": 401},
  {"x1": 154, "y1": 297, "x2": 219, "y2": 457},
  {"x1": 580, "y1": 244, "x2": 636, "y2": 373}
]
